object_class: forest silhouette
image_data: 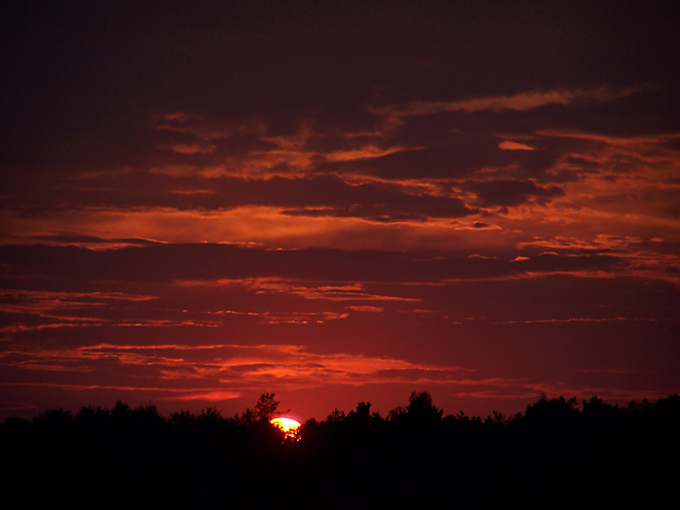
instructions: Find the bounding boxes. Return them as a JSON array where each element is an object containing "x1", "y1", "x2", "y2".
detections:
[{"x1": 2, "y1": 392, "x2": 678, "y2": 508}]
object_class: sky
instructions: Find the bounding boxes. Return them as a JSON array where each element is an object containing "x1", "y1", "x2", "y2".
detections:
[{"x1": 2, "y1": 1, "x2": 680, "y2": 421}]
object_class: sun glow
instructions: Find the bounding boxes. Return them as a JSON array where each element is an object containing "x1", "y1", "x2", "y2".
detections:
[{"x1": 270, "y1": 417, "x2": 301, "y2": 440}]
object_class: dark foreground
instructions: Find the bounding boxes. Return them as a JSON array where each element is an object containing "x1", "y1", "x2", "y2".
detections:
[{"x1": 2, "y1": 393, "x2": 679, "y2": 509}]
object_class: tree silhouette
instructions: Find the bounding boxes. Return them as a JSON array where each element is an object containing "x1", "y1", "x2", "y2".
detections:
[
  {"x1": 239, "y1": 392, "x2": 282, "y2": 425},
  {"x1": 255, "y1": 392, "x2": 281, "y2": 421},
  {"x1": 346, "y1": 401, "x2": 372, "y2": 426},
  {"x1": 406, "y1": 391, "x2": 443, "y2": 422},
  {"x1": 388, "y1": 391, "x2": 442, "y2": 425},
  {"x1": 2, "y1": 392, "x2": 679, "y2": 508}
]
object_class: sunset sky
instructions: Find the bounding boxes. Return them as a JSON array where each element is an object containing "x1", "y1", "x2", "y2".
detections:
[{"x1": 2, "y1": 1, "x2": 679, "y2": 421}]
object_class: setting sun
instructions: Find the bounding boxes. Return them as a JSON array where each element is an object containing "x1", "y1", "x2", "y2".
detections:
[{"x1": 270, "y1": 417, "x2": 301, "y2": 440}]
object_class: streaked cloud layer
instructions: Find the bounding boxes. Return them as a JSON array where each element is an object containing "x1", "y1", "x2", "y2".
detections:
[{"x1": 1, "y1": 1, "x2": 679, "y2": 419}]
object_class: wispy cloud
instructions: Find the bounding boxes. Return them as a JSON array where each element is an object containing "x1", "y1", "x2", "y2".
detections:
[
  {"x1": 498, "y1": 140, "x2": 535, "y2": 151},
  {"x1": 1, "y1": 342, "x2": 476, "y2": 396},
  {"x1": 372, "y1": 86, "x2": 639, "y2": 118}
]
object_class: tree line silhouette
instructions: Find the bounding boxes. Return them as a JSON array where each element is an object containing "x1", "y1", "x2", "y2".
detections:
[{"x1": 2, "y1": 392, "x2": 678, "y2": 508}]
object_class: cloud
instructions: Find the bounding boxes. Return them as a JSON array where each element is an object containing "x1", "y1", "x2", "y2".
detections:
[
  {"x1": 0, "y1": 244, "x2": 626, "y2": 285},
  {"x1": 17, "y1": 234, "x2": 163, "y2": 248},
  {"x1": 170, "y1": 390, "x2": 242, "y2": 402},
  {"x1": 373, "y1": 87, "x2": 639, "y2": 118},
  {"x1": 498, "y1": 140, "x2": 535, "y2": 151},
  {"x1": 463, "y1": 179, "x2": 565, "y2": 207},
  {"x1": 345, "y1": 305, "x2": 384, "y2": 313},
  {"x1": 233, "y1": 280, "x2": 420, "y2": 303},
  {"x1": 0, "y1": 289, "x2": 161, "y2": 333},
  {"x1": 4, "y1": 171, "x2": 476, "y2": 222},
  {"x1": 1, "y1": 341, "x2": 474, "y2": 393}
]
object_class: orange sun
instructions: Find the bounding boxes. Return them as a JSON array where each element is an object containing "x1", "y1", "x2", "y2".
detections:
[{"x1": 270, "y1": 417, "x2": 301, "y2": 440}]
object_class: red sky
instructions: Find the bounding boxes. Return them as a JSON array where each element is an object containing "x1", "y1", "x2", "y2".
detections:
[{"x1": 2, "y1": 1, "x2": 679, "y2": 421}]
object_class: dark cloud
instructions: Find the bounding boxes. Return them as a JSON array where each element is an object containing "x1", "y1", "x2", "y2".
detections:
[
  {"x1": 20, "y1": 234, "x2": 162, "y2": 246},
  {"x1": 0, "y1": 243, "x2": 625, "y2": 284},
  {"x1": 2, "y1": 172, "x2": 476, "y2": 221},
  {"x1": 3, "y1": 1, "x2": 679, "y2": 177},
  {"x1": 154, "y1": 128, "x2": 202, "y2": 147},
  {"x1": 213, "y1": 134, "x2": 281, "y2": 156},
  {"x1": 463, "y1": 179, "x2": 565, "y2": 207},
  {"x1": 302, "y1": 133, "x2": 387, "y2": 155}
]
